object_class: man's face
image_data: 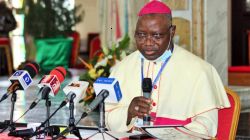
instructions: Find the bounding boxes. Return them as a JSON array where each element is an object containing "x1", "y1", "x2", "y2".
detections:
[{"x1": 135, "y1": 14, "x2": 174, "y2": 60}]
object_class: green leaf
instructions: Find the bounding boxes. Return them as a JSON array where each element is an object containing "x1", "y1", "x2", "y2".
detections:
[{"x1": 118, "y1": 34, "x2": 130, "y2": 50}]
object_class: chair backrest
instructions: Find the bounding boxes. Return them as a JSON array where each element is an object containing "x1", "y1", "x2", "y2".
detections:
[
  {"x1": 247, "y1": 30, "x2": 250, "y2": 65},
  {"x1": 68, "y1": 31, "x2": 80, "y2": 68},
  {"x1": 89, "y1": 36, "x2": 102, "y2": 59},
  {"x1": 0, "y1": 37, "x2": 12, "y2": 75},
  {"x1": 0, "y1": 37, "x2": 10, "y2": 45},
  {"x1": 217, "y1": 87, "x2": 241, "y2": 140}
]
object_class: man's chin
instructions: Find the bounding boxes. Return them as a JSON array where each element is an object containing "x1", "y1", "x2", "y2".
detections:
[{"x1": 144, "y1": 55, "x2": 157, "y2": 60}]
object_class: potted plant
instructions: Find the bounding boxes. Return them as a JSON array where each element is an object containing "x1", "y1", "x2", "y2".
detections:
[
  {"x1": 24, "y1": 0, "x2": 84, "y2": 73},
  {"x1": 79, "y1": 34, "x2": 130, "y2": 105}
]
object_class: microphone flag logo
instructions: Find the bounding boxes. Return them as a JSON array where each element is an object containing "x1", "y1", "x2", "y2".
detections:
[
  {"x1": 13, "y1": 71, "x2": 24, "y2": 76},
  {"x1": 50, "y1": 76, "x2": 60, "y2": 94},
  {"x1": 23, "y1": 73, "x2": 32, "y2": 86},
  {"x1": 9, "y1": 70, "x2": 33, "y2": 90},
  {"x1": 39, "y1": 75, "x2": 60, "y2": 96}
]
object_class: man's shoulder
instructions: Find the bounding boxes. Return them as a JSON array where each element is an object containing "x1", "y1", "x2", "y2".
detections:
[
  {"x1": 118, "y1": 50, "x2": 140, "y2": 65},
  {"x1": 111, "y1": 51, "x2": 140, "y2": 71},
  {"x1": 173, "y1": 45, "x2": 213, "y2": 70},
  {"x1": 176, "y1": 46, "x2": 209, "y2": 62}
]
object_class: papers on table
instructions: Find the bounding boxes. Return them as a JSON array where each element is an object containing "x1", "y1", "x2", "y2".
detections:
[
  {"x1": 67, "y1": 130, "x2": 134, "y2": 140},
  {"x1": 141, "y1": 126, "x2": 213, "y2": 140}
]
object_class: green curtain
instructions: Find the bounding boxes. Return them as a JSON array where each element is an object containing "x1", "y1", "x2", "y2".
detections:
[{"x1": 35, "y1": 38, "x2": 73, "y2": 73}]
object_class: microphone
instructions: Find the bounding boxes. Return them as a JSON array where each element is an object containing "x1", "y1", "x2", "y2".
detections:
[
  {"x1": 8, "y1": 126, "x2": 60, "y2": 138},
  {"x1": 80, "y1": 77, "x2": 122, "y2": 119},
  {"x1": 81, "y1": 89, "x2": 109, "y2": 119},
  {"x1": 58, "y1": 91, "x2": 75, "y2": 108},
  {"x1": 38, "y1": 66, "x2": 66, "y2": 97},
  {"x1": 142, "y1": 78, "x2": 152, "y2": 126},
  {"x1": 0, "y1": 62, "x2": 39, "y2": 102},
  {"x1": 29, "y1": 66, "x2": 66, "y2": 110},
  {"x1": 61, "y1": 80, "x2": 89, "y2": 107}
]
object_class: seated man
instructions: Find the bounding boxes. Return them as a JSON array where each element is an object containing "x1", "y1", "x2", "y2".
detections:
[{"x1": 105, "y1": 0, "x2": 230, "y2": 137}]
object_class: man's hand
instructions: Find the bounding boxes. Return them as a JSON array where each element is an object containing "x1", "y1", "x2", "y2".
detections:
[{"x1": 127, "y1": 96, "x2": 152, "y2": 125}]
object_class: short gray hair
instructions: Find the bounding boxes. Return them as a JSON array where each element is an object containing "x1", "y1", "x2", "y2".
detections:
[{"x1": 165, "y1": 14, "x2": 172, "y2": 26}]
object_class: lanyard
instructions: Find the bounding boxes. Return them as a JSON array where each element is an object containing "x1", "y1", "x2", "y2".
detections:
[{"x1": 141, "y1": 54, "x2": 172, "y2": 90}]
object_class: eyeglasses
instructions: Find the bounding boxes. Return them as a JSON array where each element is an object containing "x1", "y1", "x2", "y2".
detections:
[
  {"x1": 135, "y1": 32, "x2": 169, "y2": 43},
  {"x1": 135, "y1": 25, "x2": 173, "y2": 43}
]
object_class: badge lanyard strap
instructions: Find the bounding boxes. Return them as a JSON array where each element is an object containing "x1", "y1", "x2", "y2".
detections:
[{"x1": 141, "y1": 55, "x2": 171, "y2": 90}]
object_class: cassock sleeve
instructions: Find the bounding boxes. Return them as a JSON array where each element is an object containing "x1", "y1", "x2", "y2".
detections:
[
  {"x1": 184, "y1": 109, "x2": 218, "y2": 137},
  {"x1": 104, "y1": 63, "x2": 136, "y2": 132},
  {"x1": 105, "y1": 104, "x2": 135, "y2": 131}
]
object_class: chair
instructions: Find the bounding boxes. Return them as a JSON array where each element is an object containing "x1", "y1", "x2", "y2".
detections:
[
  {"x1": 248, "y1": 30, "x2": 250, "y2": 65},
  {"x1": 217, "y1": 87, "x2": 241, "y2": 140},
  {"x1": 89, "y1": 36, "x2": 102, "y2": 59},
  {"x1": 228, "y1": 66, "x2": 250, "y2": 86},
  {"x1": 68, "y1": 31, "x2": 81, "y2": 68},
  {"x1": 0, "y1": 38, "x2": 13, "y2": 75}
]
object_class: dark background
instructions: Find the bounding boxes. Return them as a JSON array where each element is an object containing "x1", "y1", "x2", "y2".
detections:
[{"x1": 231, "y1": 0, "x2": 250, "y2": 65}]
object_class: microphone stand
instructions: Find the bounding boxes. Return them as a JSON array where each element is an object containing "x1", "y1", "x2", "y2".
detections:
[
  {"x1": 41, "y1": 87, "x2": 51, "y2": 135},
  {"x1": 33, "y1": 98, "x2": 68, "y2": 135},
  {"x1": 1, "y1": 91, "x2": 17, "y2": 133},
  {"x1": 9, "y1": 91, "x2": 16, "y2": 132},
  {"x1": 53, "y1": 93, "x2": 82, "y2": 140},
  {"x1": 86, "y1": 101, "x2": 118, "y2": 140}
]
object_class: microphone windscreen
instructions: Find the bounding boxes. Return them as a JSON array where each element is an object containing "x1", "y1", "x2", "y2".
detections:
[
  {"x1": 23, "y1": 62, "x2": 40, "y2": 78},
  {"x1": 142, "y1": 78, "x2": 152, "y2": 92},
  {"x1": 50, "y1": 67, "x2": 66, "y2": 83}
]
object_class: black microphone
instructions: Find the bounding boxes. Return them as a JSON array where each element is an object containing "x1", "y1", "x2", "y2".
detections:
[
  {"x1": 29, "y1": 87, "x2": 50, "y2": 110},
  {"x1": 58, "y1": 80, "x2": 90, "y2": 109},
  {"x1": 80, "y1": 89, "x2": 109, "y2": 119},
  {"x1": 58, "y1": 91, "x2": 76, "y2": 108},
  {"x1": 0, "y1": 62, "x2": 39, "y2": 102},
  {"x1": 142, "y1": 78, "x2": 152, "y2": 126},
  {"x1": 8, "y1": 126, "x2": 60, "y2": 138}
]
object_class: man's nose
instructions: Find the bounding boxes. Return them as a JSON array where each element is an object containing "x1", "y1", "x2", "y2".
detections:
[{"x1": 145, "y1": 35, "x2": 154, "y2": 45}]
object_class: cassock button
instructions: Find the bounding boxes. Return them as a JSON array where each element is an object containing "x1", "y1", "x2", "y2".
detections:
[
  {"x1": 152, "y1": 102, "x2": 156, "y2": 106},
  {"x1": 153, "y1": 85, "x2": 157, "y2": 89}
]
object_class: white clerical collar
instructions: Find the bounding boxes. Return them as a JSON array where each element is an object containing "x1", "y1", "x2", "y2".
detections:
[{"x1": 140, "y1": 48, "x2": 172, "y2": 62}]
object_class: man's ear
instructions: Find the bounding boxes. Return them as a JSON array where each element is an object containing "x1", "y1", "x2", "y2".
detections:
[{"x1": 170, "y1": 25, "x2": 176, "y2": 37}]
